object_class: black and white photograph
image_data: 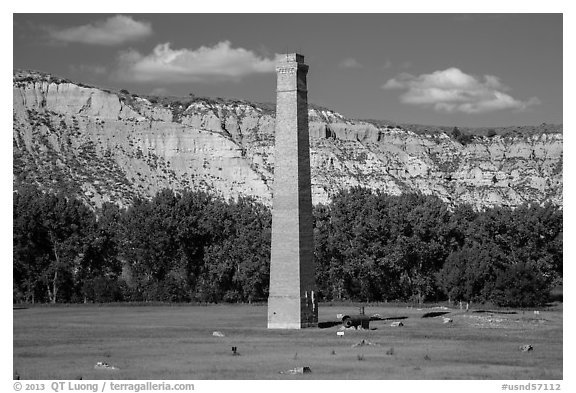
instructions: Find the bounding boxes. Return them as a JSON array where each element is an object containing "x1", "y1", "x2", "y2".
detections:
[{"x1": 8, "y1": 4, "x2": 569, "y2": 390}]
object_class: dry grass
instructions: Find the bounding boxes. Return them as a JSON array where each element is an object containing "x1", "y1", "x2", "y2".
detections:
[{"x1": 13, "y1": 303, "x2": 562, "y2": 380}]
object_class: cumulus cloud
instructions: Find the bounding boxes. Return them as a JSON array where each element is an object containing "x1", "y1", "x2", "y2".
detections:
[
  {"x1": 47, "y1": 15, "x2": 152, "y2": 46},
  {"x1": 383, "y1": 67, "x2": 539, "y2": 113},
  {"x1": 114, "y1": 41, "x2": 278, "y2": 83},
  {"x1": 338, "y1": 57, "x2": 363, "y2": 69}
]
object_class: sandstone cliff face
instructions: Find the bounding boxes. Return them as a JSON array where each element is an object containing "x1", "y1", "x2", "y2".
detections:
[{"x1": 13, "y1": 70, "x2": 562, "y2": 210}]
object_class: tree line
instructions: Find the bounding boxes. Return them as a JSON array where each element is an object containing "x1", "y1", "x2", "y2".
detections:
[
  {"x1": 13, "y1": 186, "x2": 562, "y2": 307},
  {"x1": 314, "y1": 188, "x2": 562, "y2": 307}
]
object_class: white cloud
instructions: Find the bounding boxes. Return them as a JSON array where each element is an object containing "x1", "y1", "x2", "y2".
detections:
[
  {"x1": 114, "y1": 41, "x2": 278, "y2": 83},
  {"x1": 339, "y1": 57, "x2": 363, "y2": 69},
  {"x1": 48, "y1": 15, "x2": 152, "y2": 46},
  {"x1": 383, "y1": 67, "x2": 539, "y2": 114}
]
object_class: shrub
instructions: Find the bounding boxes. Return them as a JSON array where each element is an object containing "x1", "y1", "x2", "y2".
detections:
[
  {"x1": 82, "y1": 277, "x2": 124, "y2": 303},
  {"x1": 451, "y1": 127, "x2": 462, "y2": 139},
  {"x1": 491, "y1": 263, "x2": 551, "y2": 307},
  {"x1": 451, "y1": 127, "x2": 474, "y2": 145}
]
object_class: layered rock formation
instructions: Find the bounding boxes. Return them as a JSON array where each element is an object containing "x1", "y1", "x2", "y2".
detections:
[{"x1": 13, "y1": 70, "x2": 563, "y2": 210}]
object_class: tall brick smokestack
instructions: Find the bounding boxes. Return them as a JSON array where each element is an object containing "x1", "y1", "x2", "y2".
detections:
[{"x1": 267, "y1": 53, "x2": 318, "y2": 329}]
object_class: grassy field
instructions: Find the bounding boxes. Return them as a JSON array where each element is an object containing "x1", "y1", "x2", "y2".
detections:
[{"x1": 13, "y1": 303, "x2": 562, "y2": 380}]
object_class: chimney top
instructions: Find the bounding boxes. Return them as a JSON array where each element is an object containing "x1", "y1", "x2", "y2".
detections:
[{"x1": 281, "y1": 53, "x2": 305, "y2": 63}]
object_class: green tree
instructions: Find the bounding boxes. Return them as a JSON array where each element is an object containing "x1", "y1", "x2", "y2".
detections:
[
  {"x1": 13, "y1": 186, "x2": 49, "y2": 303},
  {"x1": 13, "y1": 186, "x2": 96, "y2": 303},
  {"x1": 314, "y1": 188, "x2": 452, "y2": 303},
  {"x1": 201, "y1": 197, "x2": 271, "y2": 302},
  {"x1": 80, "y1": 202, "x2": 124, "y2": 302},
  {"x1": 119, "y1": 191, "x2": 182, "y2": 301},
  {"x1": 437, "y1": 203, "x2": 561, "y2": 306},
  {"x1": 491, "y1": 262, "x2": 551, "y2": 307}
]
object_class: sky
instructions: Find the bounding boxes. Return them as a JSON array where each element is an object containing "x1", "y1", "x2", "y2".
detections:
[{"x1": 13, "y1": 13, "x2": 562, "y2": 127}]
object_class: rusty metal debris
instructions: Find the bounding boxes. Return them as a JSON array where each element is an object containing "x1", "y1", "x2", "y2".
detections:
[
  {"x1": 279, "y1": 366, "x2": 312, "y2": 375},
  {"x1": 94, "y1": 362, "x2": 118, "y2": 370}
]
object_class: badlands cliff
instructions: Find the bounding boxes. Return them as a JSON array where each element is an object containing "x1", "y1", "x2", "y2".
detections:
[{"x1": 13, "y1": 70, "x2": 563, "y2": 210}]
